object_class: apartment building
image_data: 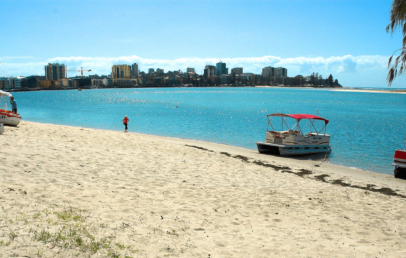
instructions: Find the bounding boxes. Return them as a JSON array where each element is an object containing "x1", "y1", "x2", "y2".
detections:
[
  {"x1": 231, "y1": 67, "x2": 243, "y2": 75},
  {"x1": 45, "y1": 63, "x2": 67, "y2": 80},
  {"x1": 275, "y1": 67, "x2": 287, "y2": 78},
  {"x1": 9, "y1": 77, "x2": 22, "y2": 89},
  {"x1": 204, "y1": 65, "x2": 216, "y2": 78},
  {"x1": 112, "y1": 65, "x2": 131, "y2": 79},
  {"x1": 131, "y1": 63, "x2": 139, "y2": 77},
  {"x1": 0, "y1": 78, "x2": 10, "y2": 90},
  {"x1": 261, "y1": 66, "x2": 275, "y2": 80}
]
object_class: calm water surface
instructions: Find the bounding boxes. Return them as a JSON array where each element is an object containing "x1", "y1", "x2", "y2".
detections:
[{"x1": 13, "y1": 87, "x2": 406, "y2": 175}]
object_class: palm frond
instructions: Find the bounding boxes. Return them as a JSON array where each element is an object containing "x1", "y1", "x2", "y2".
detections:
[
  {"x1": 388, "y1": 67, "x2": 396, "y2": 86},
  {"x1": 388, "y1": 55, "x2": 394, "y2": 67},
  {"x1": 395, "y1": 55, "x2": 401, "y2": 67},
  {"x1": 386, "y1": 0, "x2": 406, "y2": 85},
  {"x1": 403, "y1": 22, "x2": 406, "y2": 35},
  {"x1": 387, "y1": 0, "x2": 406, "y2": 34}
]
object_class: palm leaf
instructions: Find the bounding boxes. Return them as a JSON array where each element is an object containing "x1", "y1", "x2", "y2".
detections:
[{"x1": 388, "y1": 55, "x2": 394, "y2": 68}]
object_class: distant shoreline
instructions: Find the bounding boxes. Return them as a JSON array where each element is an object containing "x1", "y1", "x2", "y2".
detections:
[
  {"x1": 6, "y1": 84, "x2": 342, "y2": 93},
  {"x1": 7, "y1": 85, "x2": 406, "y2": 94},
  {"x1": 330, "y1": 87, "x2": 406, "y2": 94}
]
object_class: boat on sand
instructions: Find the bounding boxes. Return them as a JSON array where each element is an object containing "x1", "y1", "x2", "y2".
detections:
[
  {"x1": 0, "y1": 90, "x2": 22, "y2": 126},
  {"x1": 256, "y1": 113, "x2": 331, "y2": 156}
]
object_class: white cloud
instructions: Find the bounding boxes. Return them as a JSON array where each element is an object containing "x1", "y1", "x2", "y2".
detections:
[{"x1": 0, "y1": 54, "x2": 403, "y2": 88}]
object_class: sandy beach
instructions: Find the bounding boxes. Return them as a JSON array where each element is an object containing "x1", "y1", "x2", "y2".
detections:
[
  {"x1": 256, "y1": 86, "x2": 406, "y2": 94},
  {"x1": 1, "y1": 121, "x2": 406, "y2": 257},
  {"x1": 331, "y1": 88, "x2": 406, "y2": 94}
]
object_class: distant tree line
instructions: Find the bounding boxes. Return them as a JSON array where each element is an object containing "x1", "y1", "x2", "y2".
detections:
[{"x1": 308, "y1": 73, "x2": 341, "y2": 87}]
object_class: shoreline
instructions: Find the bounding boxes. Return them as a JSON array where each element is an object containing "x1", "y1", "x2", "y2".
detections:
[
  {"x1": 158, "y1": 129, "x2": 403, "y2": 188},
  {"x1": 9, "y1": 120, "x2": 401, "y2": 181},
  {"x1": 331, "y1": 87, "x2": 406, "y2": 94},
  {"x1": 256, "y1": 85, "x2": 406, "y2": 94},
  {"x1": 9, "y1": 85, "x2": 406, "y2": 95},
  {"x1": 20, "y1": 119, "x2": 397, "y2": 177},
  {"x1": 3, "y1": 120, "x2": 406, "y2": 197},
  {"x1": 17, "y1": 118, "x2": 395, "y2": 176},
  {"x1": 2, "y1": 121, "x2": 406, "y2": 257}
]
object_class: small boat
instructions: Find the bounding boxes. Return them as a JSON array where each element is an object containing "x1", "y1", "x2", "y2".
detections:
[
  {"x1": 256, "y1": 113, "x2": 331, "y2": 156},
  {"x1": 0, "y1": 90, "x2": 22, "y2": 126},
  {"x1": 393, "y1": 136, "x2": 406, "y2": 178}
]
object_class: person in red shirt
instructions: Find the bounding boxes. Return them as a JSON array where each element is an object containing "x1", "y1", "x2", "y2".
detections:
[{"x1": 123, "y1": 115, "x2": 129, "y2": 132}]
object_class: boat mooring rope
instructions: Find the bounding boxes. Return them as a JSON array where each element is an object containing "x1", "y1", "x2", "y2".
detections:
[{"x1": 315, "y1": 148, "x2": 331, "y2": 167}]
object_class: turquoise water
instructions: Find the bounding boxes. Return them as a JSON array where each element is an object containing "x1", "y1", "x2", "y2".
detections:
[{"x1": 13, "y1": 87, "x2": 406, "y2": 175}]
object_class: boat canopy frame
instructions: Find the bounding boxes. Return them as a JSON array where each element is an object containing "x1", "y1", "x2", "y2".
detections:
[
  {"x1": 0, "y1": 90, "x2": 12, "y2": 110},
  {"x1": 266, "y1": 113, "x2": 329, "y2": 135}
]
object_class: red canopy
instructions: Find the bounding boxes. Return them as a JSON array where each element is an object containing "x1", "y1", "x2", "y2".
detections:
[{"x1": 267, "y1": 113, "x2": 329, "y2": 124}]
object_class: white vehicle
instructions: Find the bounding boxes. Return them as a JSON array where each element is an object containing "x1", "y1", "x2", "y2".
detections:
[
  {"x1": 256, "y1": 113, "x2": 331, "y2": 156},
  {"x1": 0, "y1": 90, "x2": 21, "y2": 126}
]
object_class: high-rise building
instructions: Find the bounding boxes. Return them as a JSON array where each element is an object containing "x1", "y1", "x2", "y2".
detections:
[
  {"x1": 131, "y1": 63, "x2": 139, "y2": 77},
  {"x1": 148, "y1": 68, "x2": 155, "y2": 74},
  {"x1": 231, "y1": 68, "x2": 243, "y2": 75},
  {"x1": 156, "y1": 68, "x2": 164, "y2": 75},
  {"x1": 261, "y1": 66, "x2": 275, "y2": 80},
  {"x1": 275, "y1": 67, "x2": 287, "y2": 78},
  {"x1": 216, "y1": 61, "x2": 228, "y2": 76},
  {"x1": 187, "y1": 68, "x2": 195, "y2": 73},
  {"x1": 111, "y1": 65, "x2": 131, "y2": 79},
  {"x1": 45, "y1": 63, "x2": 67, "y2": 80},
  {"x1": 204, "y1": 65, "x2": 216, "y2": 78}
]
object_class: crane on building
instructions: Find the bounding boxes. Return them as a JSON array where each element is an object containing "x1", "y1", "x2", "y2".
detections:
[{"x1": 68, "y1": 67, "x2": 91, "y2": 78}]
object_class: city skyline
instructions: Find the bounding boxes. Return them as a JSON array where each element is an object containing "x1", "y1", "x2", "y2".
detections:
[
  {"x1": 0, "y1": 55, "x2": 381, "y2": 79},
  {"x1": 0, "y1": 0, "x2": 404, "y2": 88}
]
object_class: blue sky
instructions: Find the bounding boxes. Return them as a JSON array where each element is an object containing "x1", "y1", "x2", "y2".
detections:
[{"x1": 0, "y1": 0, "x2": 405, "y2": 88}]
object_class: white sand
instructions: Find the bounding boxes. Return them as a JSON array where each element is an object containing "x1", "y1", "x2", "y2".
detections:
[
  {"x1": 331, "y1": 88, "x2": 406, "y2": 94},
  {"x1": 256, "y1": 85, "x2": 406, "y2": 94},
  {"x1": 1, "y1": 121, "x2": 406, "y2": 257}
]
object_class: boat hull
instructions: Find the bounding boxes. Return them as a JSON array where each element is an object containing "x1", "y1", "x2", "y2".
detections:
[
  {"x1": 256, "y1": 142, "x2": 331, "y2": 156},
  {"x1": 0, "y1": 110, "x2": 22, "y2": 126}
]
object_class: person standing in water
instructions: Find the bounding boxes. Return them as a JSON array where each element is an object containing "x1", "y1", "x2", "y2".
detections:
[
  {"x1": 10, "y1": 97, "x2": 17, "y2": 114},
  {"x1": 123, "y1": 115, "x2": 129, "y2": 132}
]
